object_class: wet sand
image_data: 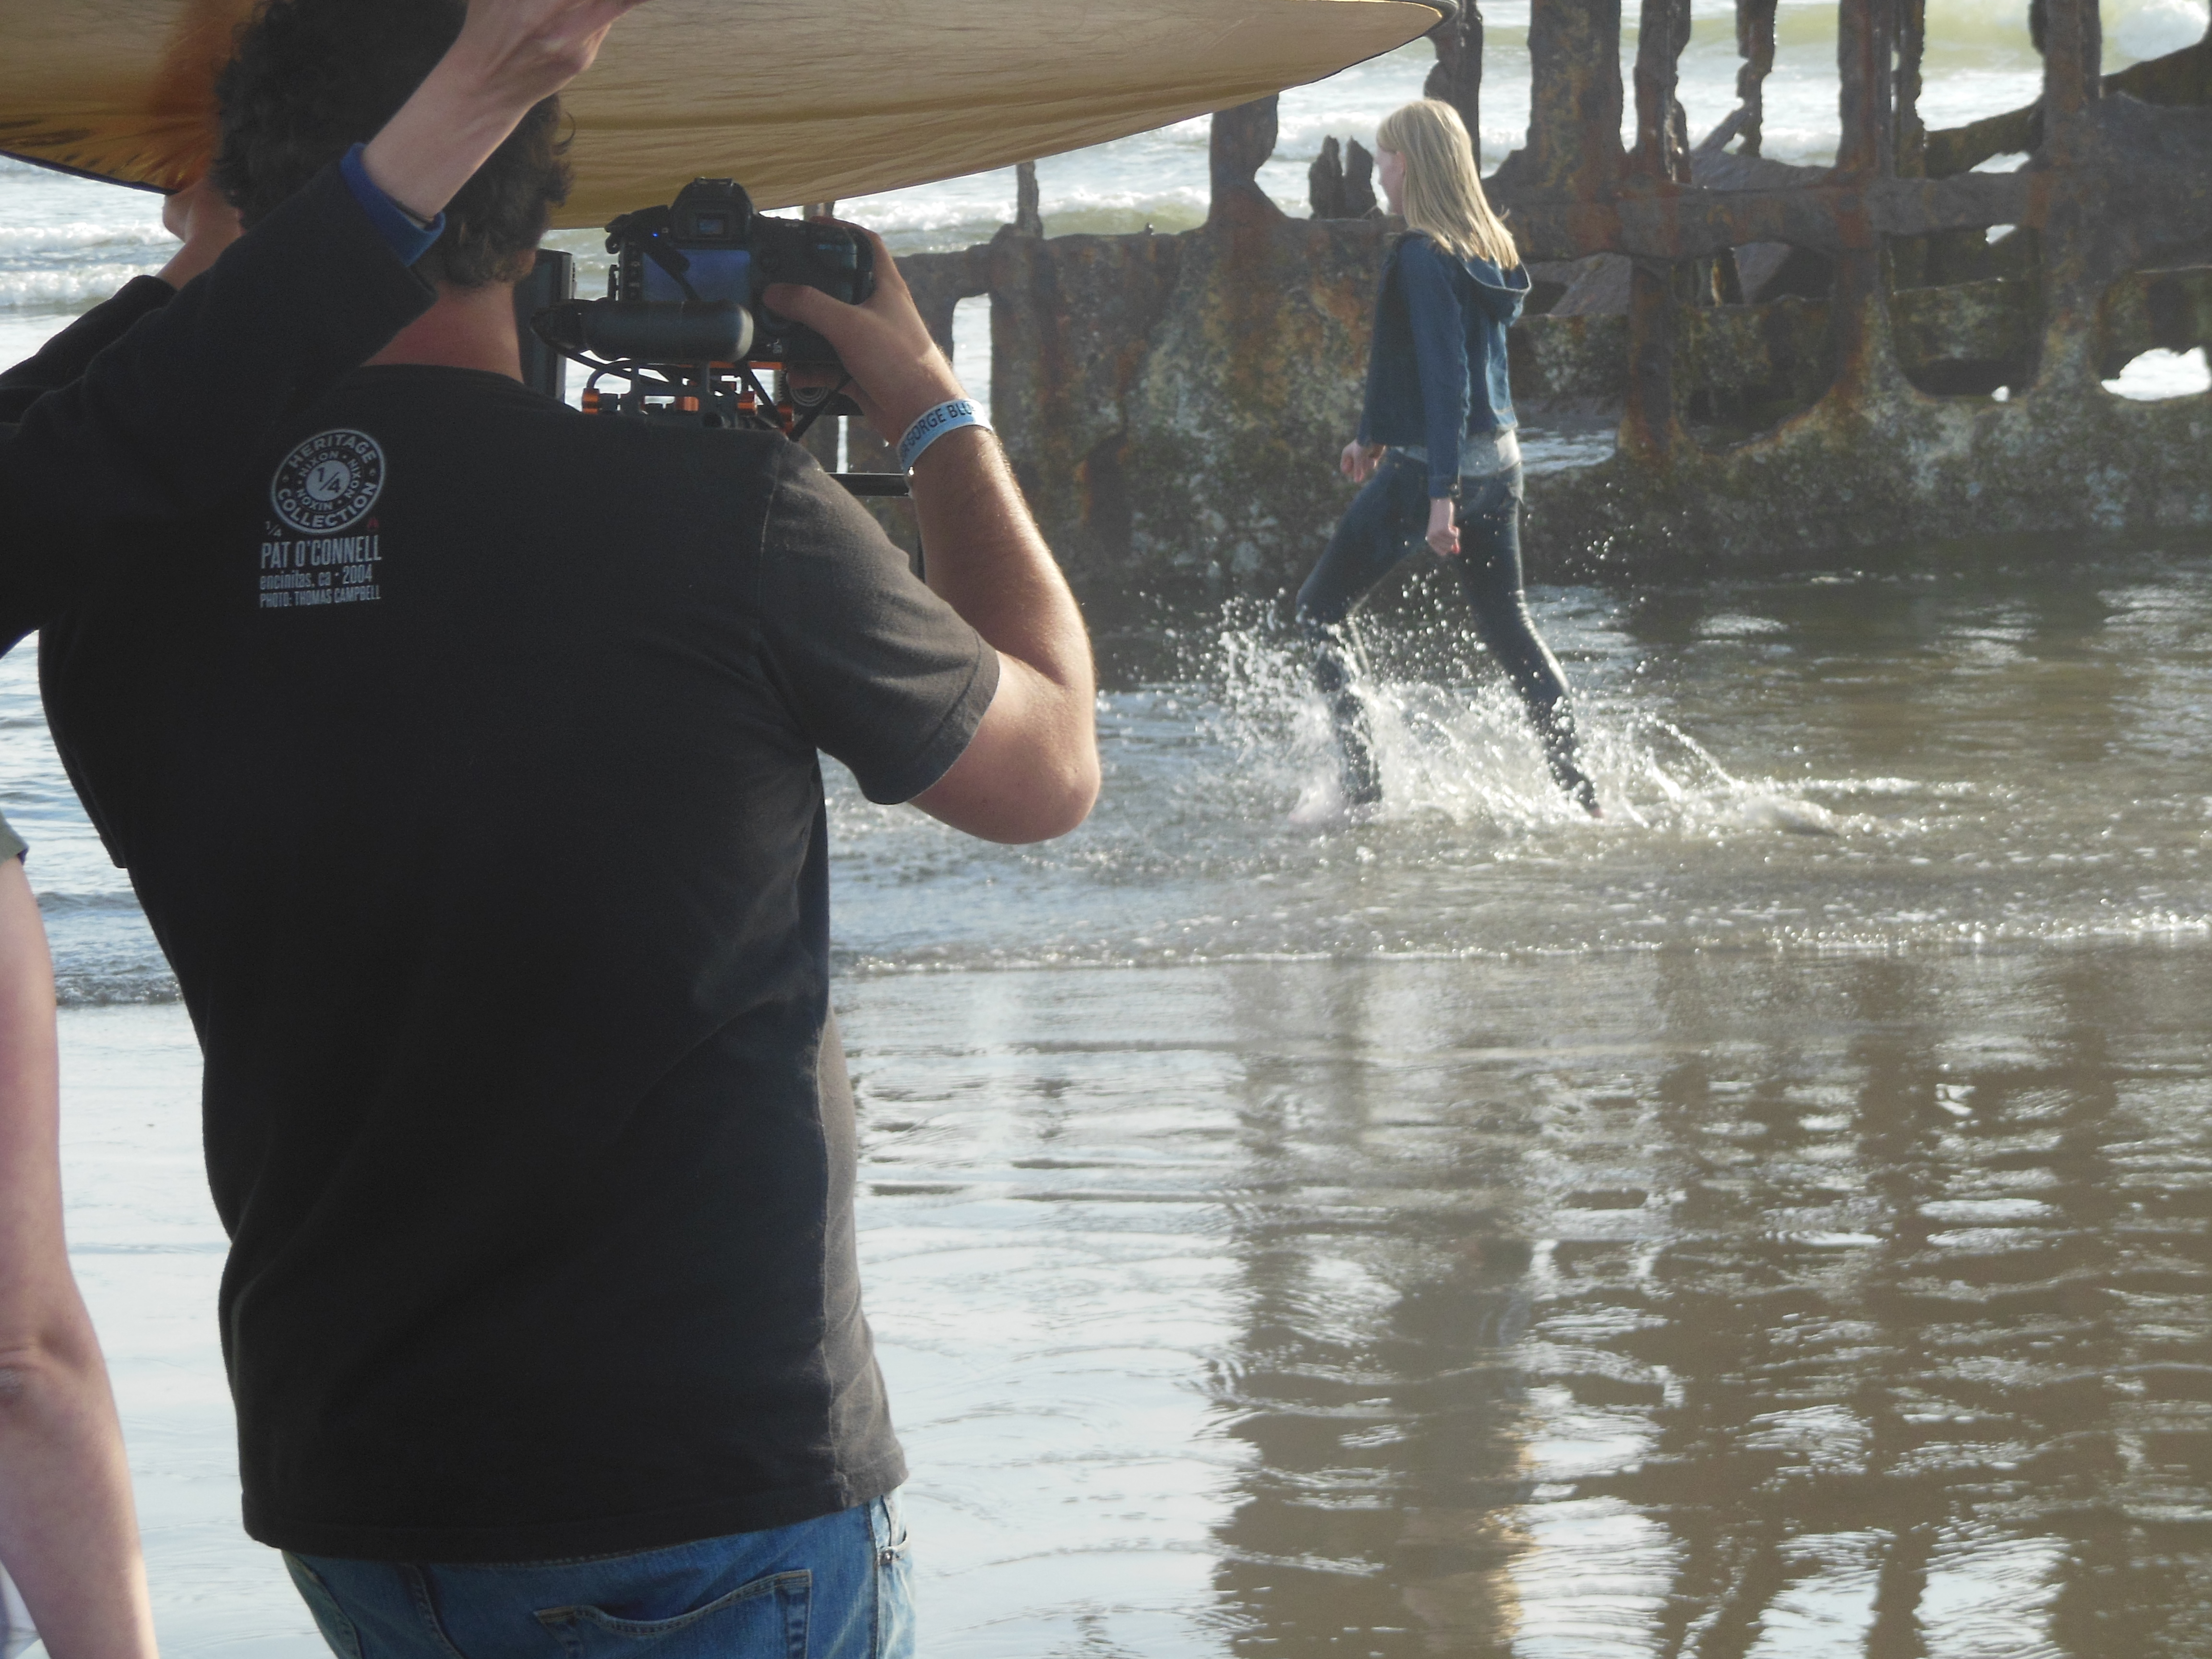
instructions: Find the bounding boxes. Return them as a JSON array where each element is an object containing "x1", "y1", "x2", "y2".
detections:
[{"x1": 65, "y1": 933, "x2": 2212, "y2": 1655}]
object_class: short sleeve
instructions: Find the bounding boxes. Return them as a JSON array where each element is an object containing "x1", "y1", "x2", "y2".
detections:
[
  {"x1": 0, "y1": 809, "x2": 24, "y2": 863},
  {"x1": 756, "y1": 447, "x2": 1000, "y2": 804}
]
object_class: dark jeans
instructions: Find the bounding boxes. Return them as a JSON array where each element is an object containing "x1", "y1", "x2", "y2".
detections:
[
  {"x1": 1296, "y1": 450, "x2": 1591, "y2": 807},
  {"x1": 285, "y1": 1496, "x2": 912, "y2": 1659}
]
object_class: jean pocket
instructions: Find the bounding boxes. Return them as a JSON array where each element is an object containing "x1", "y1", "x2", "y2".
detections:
[
  {"x1": 536, "y1": 1568, "x2": 810, "y2": 1659},
  {"x1": 282, "y1": 1555, "x2": 366, "y2": 1659}
]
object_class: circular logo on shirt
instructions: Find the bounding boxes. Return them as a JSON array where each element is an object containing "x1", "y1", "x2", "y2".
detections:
[{"x1": 270, "y1": 429, "x2": 385, "y2": 534}]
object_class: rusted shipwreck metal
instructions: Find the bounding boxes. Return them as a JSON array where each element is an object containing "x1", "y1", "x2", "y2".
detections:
[{"x1": 880, "y1": 2, "x2": 2211, "y2": 604}]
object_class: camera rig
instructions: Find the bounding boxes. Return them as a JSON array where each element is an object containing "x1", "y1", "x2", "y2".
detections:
[{"x1": 518, "y1": 180, "x2": 908, "y2": 499}]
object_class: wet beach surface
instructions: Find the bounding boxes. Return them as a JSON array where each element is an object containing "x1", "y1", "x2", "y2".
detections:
[
  {"x1": 855, "y1": 942, "x2": 2212, "y2": 1659},
  {"x1": 22, "y1": 531, "x2": 2211, "y2": 1654}
]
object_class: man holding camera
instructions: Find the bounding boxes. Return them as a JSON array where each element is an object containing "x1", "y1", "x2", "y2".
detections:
[
  {"x1": 1, "y1": 2, "x2": 647, "y2": 1651},
  {"x1": 29, "y1": 0, "x2": 1097, "y2": 1649}
]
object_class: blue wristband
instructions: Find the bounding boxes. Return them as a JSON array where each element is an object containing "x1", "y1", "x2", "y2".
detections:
[
  {"x1": 339, "y1": 143, "x2": 446, "y2": 267},
  {"x1": 897, "y1": 398, "x2": 989, "y2": 471}
]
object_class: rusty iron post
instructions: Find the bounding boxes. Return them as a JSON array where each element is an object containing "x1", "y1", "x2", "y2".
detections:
[
  {"x1": 1510, "y1": 0, "x2": 1624, "y2": 196},
  {"x1": 1824, "y1": 0, "x2": 1897, "y2": 412},
  {"x1": 1422, "y1": 0, "x2": 1485, "y2": 167},
  {"x1": 1310, "y1": 136, "x2": 1345, "y2": 217},
  {"x1": 2042, "y1": 0, "x2": 2104, "y2": 132},
  {"x1": 1344, "y1": 140, "x2": 1376, "y2": 216},
  {"x1": 1210, "y1": 96, "x2": 1284, "y2": 225},
  {"x1": 1890, "y1": 0, "x2": 1931, "y2": 285},
  {"x1": 1733, "y1": 0, "x2": 1779, "y2": 156},
  {"x1": 1620, "y1": 259, "x2": 1689, "y2": 465},
  {"x1": 1622, "y1": 0, "x2": 1694, "y2": 465},
  {"x1": 1631, "y1": 0, "x2": 1694, "y2": 183},
  {"x1": 1835, "y1": 0, "x2": 1897, "y2": 180},
  {"x1": 1309, "y1": 138, "x2": 1378, "y2": 219},
  {"x1": 1015, "y1": 161, "x2": 1043, "y2": 236},
  {"x1": 2032, "y1": 0, "x2": 2108, "y2": 394},
  {"x1": 1896, "y1": 0, "x2": 1928, "y2": 175}
]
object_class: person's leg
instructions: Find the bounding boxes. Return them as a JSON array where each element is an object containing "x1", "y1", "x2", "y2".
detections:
[
  {"x1": 1295, "y1": 453, "x2": 1426, "y2": 805},
  {"x1": 286, "y1": 1494, "x2": 912, "y2": 1659},
  {"x1": 1451, "y1": 467, "x2": 1599, "y2": 814}
]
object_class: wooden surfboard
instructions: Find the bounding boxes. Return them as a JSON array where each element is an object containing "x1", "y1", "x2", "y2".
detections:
[{"x1": 0, "y1": 0, "x2": 1442, "y2": 225}]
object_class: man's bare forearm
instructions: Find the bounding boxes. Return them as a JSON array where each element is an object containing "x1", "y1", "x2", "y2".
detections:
[
  {"x1": 899, "y1": 427, "x2": 1098, "y2": 840},
  {"x1": 908, "y1": 430, "x2": 1092, "y2": 705}
]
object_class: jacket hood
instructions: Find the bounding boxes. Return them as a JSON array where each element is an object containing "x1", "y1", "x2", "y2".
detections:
[{"x1": 1462, "y1": 253, "x2": 1533, "y2": 322}]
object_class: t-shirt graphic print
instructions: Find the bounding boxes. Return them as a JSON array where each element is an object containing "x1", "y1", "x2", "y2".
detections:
[{"x1": 260, "y1": 427, "x2": 385, "y2": 609}]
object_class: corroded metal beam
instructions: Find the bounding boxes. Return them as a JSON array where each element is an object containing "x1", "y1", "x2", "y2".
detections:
[
  {"x1": 891, "y1": 18, "x2": 2212, "y2": 600},
  {"x1": 1503, "y1": 169, "x2": 2036, "y2": 260}
]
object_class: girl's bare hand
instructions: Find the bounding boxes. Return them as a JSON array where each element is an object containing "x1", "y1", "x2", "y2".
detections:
[
  {"x1": 1426, "y1": 495, "x2": 1459, "y2": 557},
  {"x1": 1340, "y1": 440, "x2": 1383, "y2": 482}
]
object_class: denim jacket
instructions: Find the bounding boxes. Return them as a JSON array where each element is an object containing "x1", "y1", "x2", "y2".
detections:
[{"x1": 1356, "y1": 232, "x2": 1531, "y2": 499}]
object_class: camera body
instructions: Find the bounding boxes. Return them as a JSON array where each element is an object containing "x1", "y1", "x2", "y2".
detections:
[
  {"x1": 613, "y1": 179, "x2": 872, "y2": 366},
  {"x1": 526, "y1": 180, "x2": 901, "y2": 494},
  {"x1": 532, "y1": 179, "x2": 873, "y2": 378}
]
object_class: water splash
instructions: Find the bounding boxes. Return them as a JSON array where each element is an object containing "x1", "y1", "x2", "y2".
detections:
[{"x1": 1200, "y1": 609, "x2": 1854, "y2": 841}]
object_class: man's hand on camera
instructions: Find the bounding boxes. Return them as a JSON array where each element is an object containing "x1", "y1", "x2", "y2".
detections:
[
  {"x1": 361, "y1": 0, "x2": 649, "y2": 225},
  {"x1": 156, "y1": 176, "x2": 244, "y2": 290},
  {"x1": 762, "y1": 229, "x2": 965, "y2": 448}
]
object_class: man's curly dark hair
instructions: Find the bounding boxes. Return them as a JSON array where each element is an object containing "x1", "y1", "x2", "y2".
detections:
[{"x1": 212, "y1": 0, "x2": 570, "y2": 288}]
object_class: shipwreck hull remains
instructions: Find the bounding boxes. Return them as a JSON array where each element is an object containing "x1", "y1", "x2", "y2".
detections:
[{"x1": 890, "y1": 2, "x2": 2212, "y2": 603}]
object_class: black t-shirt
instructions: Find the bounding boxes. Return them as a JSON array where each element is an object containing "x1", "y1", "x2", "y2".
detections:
[
  {"x1": 0, "y1": 165, "x2": 432, "y2": 653},
  {"x1": 40, "y1": 366, "x2": 997, "y2": 1562}
]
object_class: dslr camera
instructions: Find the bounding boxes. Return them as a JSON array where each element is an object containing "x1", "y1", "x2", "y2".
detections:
[{"x1": 530, "y1": 179, "x2": 894, "y2": 488}]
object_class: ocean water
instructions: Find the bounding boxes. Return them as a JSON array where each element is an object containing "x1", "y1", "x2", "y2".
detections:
[{"x1": 4, "y1": 6, "x2": 2212, "y2": 1655}]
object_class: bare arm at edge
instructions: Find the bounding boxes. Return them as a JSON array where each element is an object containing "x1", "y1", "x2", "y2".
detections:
[
  {"x1": 0, "y1": 860, "x2": 156, "y2": 1659},
  {"x1": 359, "y1": 0, "x2": 648, "y2": 222},
  {"x1": 766, "y1": 238, "x2": 1099, "y2": 846},
  {"x1": 146, "y1": 0, "x2": 652, "y2": 293}
]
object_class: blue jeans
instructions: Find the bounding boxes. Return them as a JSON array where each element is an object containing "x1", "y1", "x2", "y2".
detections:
[
  {"x1": 284, "y1": 1495, "x2": 912, "y2": 1659},
  {"x1": 1296, "y1": 451, "x2": 1591, "y2": 809}
]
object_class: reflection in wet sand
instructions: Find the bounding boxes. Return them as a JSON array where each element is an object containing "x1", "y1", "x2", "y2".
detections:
[{"x1": 849, "y1": 942, "x2": 2212, "y2": 1657}]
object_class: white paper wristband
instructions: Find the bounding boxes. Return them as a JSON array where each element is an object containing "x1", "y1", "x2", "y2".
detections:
[{"x1": 898, "y1": 398, "x2": 990, "y2": 471}]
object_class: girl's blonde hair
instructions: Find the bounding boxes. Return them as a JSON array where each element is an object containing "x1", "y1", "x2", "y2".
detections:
[{"x1": 1374, "y1": 99, "x2": 1520, "y2": 270}]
